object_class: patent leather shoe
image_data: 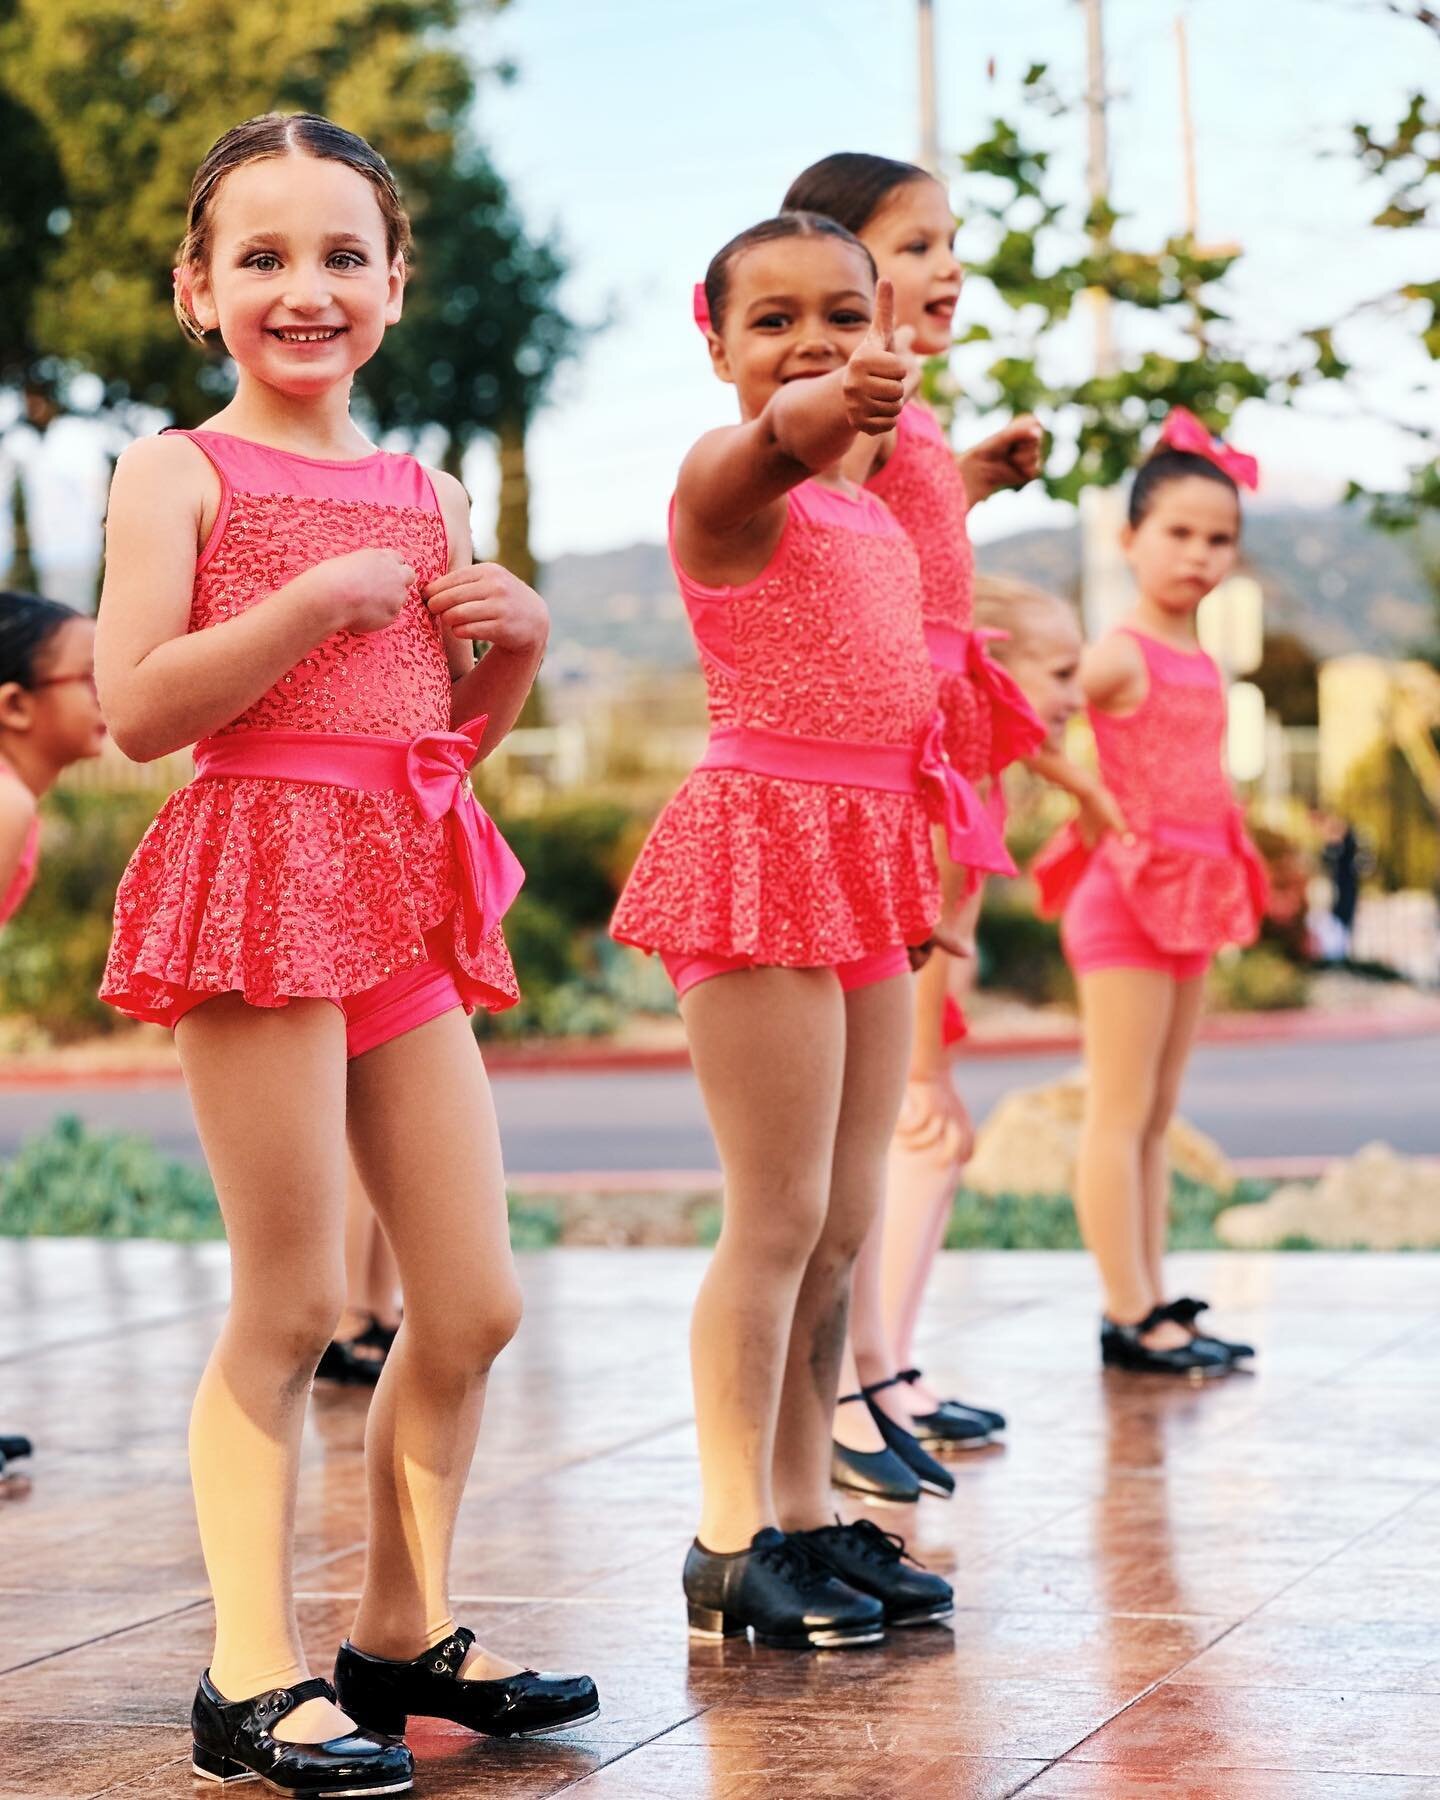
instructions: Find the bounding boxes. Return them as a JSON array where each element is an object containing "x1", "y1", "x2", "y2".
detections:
[
  {"x1": 191, "y1": 1671, "x2": 412, "y2": 1794},
  {"x1": 335, "y1": 1626, "x2": 597, "y2": 1739}
]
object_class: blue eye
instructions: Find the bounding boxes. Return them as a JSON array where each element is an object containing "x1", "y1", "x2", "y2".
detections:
[{"x1": 329, "y1": 251, "x2": 366, "y2": 269}]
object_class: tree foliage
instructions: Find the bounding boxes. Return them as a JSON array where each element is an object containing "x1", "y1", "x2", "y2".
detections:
[{"x1": 939, "y1": 70, "x2": 1336, "y2": 502}]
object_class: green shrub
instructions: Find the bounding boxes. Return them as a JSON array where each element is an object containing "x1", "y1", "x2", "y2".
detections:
[
  {"x1": 0, "y1": 1114, "x2": 222, "y2": 1239},
  {"x1": 1207, "y1": 945, "x2": 1311, "y2": 1013},
  {"x1": 976, "y1": 902, "x2": 1073, "y2": 1005},
  {"x1": 0, "y1": 789, "x2": 163, "y2": 1039},
  {"x1": 943, "y1": 1172, "x2": 1272, "y2": 1251},
  {"x1": 494, "y1": 801, "x2": 633, "y2": 928}
]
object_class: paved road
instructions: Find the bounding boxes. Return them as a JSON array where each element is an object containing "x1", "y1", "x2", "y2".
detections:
[{"x1": 2, "y1": 1030, "x2": 1438, "y2": 1171}]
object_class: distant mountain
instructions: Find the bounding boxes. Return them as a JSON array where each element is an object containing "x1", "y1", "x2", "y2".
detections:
[{"x1": 540, "y1": 505, "x2": 1439, "y2": 670}]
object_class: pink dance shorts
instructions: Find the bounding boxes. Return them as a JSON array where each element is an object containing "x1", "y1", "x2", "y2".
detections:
[
  {"x1": 169, "y1": 927, "x2": 464, "y2": 1059},
  {"x1": 661, "y1": 944, "x2": 913, "y2": 1000},
  {"x1": 1062, "y1": 858, "x2": 1209, "y2": 982}
]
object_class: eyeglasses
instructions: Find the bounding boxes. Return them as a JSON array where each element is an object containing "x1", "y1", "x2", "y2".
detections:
[{"x1": 30, "y1": 671, "x2": 98, "y2": 695}]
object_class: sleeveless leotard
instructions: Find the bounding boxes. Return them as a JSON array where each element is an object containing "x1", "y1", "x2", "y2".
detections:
[
  {"x1": 102, "y1": 429, "x2": 519, "y2": 1022},
  {"x1": 0, "y1": 765, "x2": 39, "y2": 925},
  {"x1": 1034, "y1": 627, "x2": 1267, "y2": 959},
  {"x1": 867, "y1": 402, "x2": 1045, "y2": 782},
  {"x1": 611, "y1": 481, "x2": 945, "y2": 965}
]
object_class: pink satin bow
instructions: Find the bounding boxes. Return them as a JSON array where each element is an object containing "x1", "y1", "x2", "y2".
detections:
[
  {"x1": 405, "y1": 715, "x2": 526, "y2": 954},
  {"x1": 1157, "y1": 407, "x2": 1259, "y2": 491},
  {"x1": 917, "y1": 714, "x2": 1017, "y2": 877},
  {"x1": 693, "y1": 282, "x2": 712, "y2": 334}
]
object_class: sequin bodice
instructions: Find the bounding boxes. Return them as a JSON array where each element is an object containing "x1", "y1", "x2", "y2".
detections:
[
  {"x1": 866, "y1": 402, "x2": 973, "y2": 632},
  {"x1": 185, "y1": 432, "x2": 452, "y2": 739},
  {"x1": 102, "y1": 429, "x2": 519, "y2": 1022},
  {"x1": 611, "y1": 480, "x2": 943, "y2": 965},
  {"x1": 1091, "y1": 630, "x2": 1234, "y2": 833},
  {"x1": 675, "y1": 481, "x2": 936, "y2": 745}
]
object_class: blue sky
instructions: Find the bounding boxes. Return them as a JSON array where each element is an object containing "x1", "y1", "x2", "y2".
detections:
[{"x1": 464, "y1": 0, "x2": 1437, "y2": 559}]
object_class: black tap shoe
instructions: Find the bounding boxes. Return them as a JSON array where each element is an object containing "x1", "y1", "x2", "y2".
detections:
[
  {"x1": 830, "y1": 1438, "x2": 922, "y2": 1506},
  {"x1": 797, "y1": 1518, "x2": 954, "y2": 1627},
  {"x1": 897, "y1": 1368, "x2": 1007, "y2": 1439},
  {"x1": 315, "y1": 1335, "x2": 385, "y2": 1387},
  {"x1": 1162, "y1": 1296, "x2": 1255, "y2": 1362},
  {"x1": 335, "y1": 1627, "x2": 598, "y2": 1740},
  {"x1": 1101, "y1": 1308, "x2": 1232, "y2": 1377},
  {"x1": 861, "y1": 1390, "x2": 956, "y2": 1498},
  {"x1": 683, "y1": 1526, "x2": 885, "y2": 1649},
  {"x1": 191, "y1": 1671, "x2": 413, "y2": 1794}
]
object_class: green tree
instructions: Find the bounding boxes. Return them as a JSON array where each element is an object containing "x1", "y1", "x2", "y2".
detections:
[
  {"x1": 0, "y1": 0, "x2": 477, "y2": 423},
  {"x1": 940, "y1": 69, "x2": 1337, "y2": 501}
]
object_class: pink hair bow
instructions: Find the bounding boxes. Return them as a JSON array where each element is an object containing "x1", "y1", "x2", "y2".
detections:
[
  {"x1": 693, "y1": 282, "x2": 712, "y2": 334},
  {"x1": 1157, "y1": 407, "x2": 1259, "y2": 491}
]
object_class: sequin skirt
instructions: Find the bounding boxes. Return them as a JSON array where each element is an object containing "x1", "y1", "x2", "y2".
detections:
[
  {"x1": 101, "y1": 776, "x2": 519, "y2": 1025},
  {"x1": 610, "y1": 768, "x2": 940, "y2": 964}
]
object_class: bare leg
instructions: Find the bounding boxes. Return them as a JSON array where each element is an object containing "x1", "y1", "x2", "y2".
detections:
[
  {"x1": 1072, "y1": 969, "x2": 1177, "y2": 1330},
  {"x1": 365, "y1": 1216, "x2": 402, "y2": 1332},
  {"x1": 1140, "y1": 974, "x2": 1208, "y2": 1307},
  {"x1": 176, "y1": 995, "x2": 353, "y2": 1742},
  {"x1": 345, "y1": 1009, "x2": 525, "y2": 1676},
  {"x1": 682, "y1": 969, "x2": 846, "y2": 1553},
  {"x1": 776, "y1": 973, "x2": 913, "y2": 1533},
  {"x1": 336, "y1": 1158, "x2": 382, "y2": 1349}
]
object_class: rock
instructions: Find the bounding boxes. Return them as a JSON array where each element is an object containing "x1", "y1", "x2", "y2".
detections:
[
  {"x1": 1216, "y1": 1142, "x2": 1440, "y2": 1249},
  {"x1": 965, "y1": 1074, "x2": 1235, "y2": 1199}
]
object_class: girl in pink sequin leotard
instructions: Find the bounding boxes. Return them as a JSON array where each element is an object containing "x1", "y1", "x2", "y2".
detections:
[
  {"x1": 1033, "y1": 421, "x2": 1268, "y2": 1377},
  {"x1": 611, "y1": 215, "x2": 998, "y2": 1647},
  {"x1": 95, "y1": 116, "x2": 594, "y2": 1788},
  {"x1": 781, "y1": 154, "x2": 1127, "y2": 1470}
]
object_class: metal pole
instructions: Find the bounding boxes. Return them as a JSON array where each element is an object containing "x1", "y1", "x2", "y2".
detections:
[
  {"x1": 1081, "y1": 0, "x2": 1115, "y2": 375},
  {"x1": 918, "y1": 0, "x2": 940, "y2": 172},
  {"x1": 1176, "y1": 11, "x2": 1200, "y2": 239}
]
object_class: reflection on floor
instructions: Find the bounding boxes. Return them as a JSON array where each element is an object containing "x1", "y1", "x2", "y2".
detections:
[{"x1": 3, "y1": 1242, "x2": 1439, "y2": 1798}]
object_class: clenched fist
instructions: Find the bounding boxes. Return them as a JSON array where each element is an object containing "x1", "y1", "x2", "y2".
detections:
[
  {"x1": 842, "y1": 278, "x2": 910, "y2": 436},
  {"x1": 424, "y1": 562, "x2": 549, "y2": 653},
  {"x1": 302, "y1": 547, "x2": 416, "y2": 636}
]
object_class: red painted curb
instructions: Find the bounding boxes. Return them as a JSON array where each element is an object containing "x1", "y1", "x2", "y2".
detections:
[{"x1": 4, "y1": 1000, "x2": 1439, "y2": 1089}]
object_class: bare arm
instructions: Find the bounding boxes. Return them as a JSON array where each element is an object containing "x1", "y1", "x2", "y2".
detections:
[
  {"x1": 0, "y1": 780, "x2": 37, "y2": 899},
  {"x1": 958, "y1": 416, "x2": 1046, "y2": 508},
  {"x1": 674, "y1": 279, "x2": 908, "y2": 585},
  {"x1": 95, "y1": 437, "x2": 416, "y2": 762},
  {"x1": 1081, "y1": 630, "x2": 1147, "y2": 716},
  {"x1": 424, "y1": 471, "x2": 547, "y2": 759}
]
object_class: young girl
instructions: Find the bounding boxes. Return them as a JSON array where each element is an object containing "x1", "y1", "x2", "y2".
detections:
[
  {"x1": 96, "y1": 114, "x2": 596, "y2": 1794},
  {"x1": 781, "y1": 155, "x2": 1121, "y2": 1489},
  {"x1": 0, "y1": 590, "x2": 108, "y2": 1487},
  {"x1": 611, "y1": 213, "x2": 1000, "y2": 1647},
  {"x1": 1033, "y1": 412, "x2": 1267, "y2": 1376}
]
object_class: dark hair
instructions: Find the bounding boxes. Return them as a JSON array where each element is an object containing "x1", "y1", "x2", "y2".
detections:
[
  {"x1": 0, "y1": 592, "x2": 80, "y2": 689},
  {"x1": 782, "y1": 152, "x2": 934, "y2": 237},
  {"x1": 703, "y1": 212, "x2": 876, "y2": 334},
  {"x1": 175, "y1": 113, "x2": 412, "y2": 340},
  {"x1": 1128, "y1": 449, "x2": 1240, "y2": 529}
]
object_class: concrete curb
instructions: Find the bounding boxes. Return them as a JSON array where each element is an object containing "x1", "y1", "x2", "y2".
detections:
[{"x1": 4, "y1": 998, "x2": 1440, "y2": 1088}]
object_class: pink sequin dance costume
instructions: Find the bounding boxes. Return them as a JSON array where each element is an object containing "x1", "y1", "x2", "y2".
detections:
[
  {"x1": 867, "y1": 402, "x2": 1045, "y2": 784},
  {"x1": 1034, "y1": 627, "x2": 1268, "y2": 979},
  {"x1": 0, "y1": 765, "x2": 39, "y2": 926},
  {"x1": 102, "y1": 430, "x2": 521, "y2": 1054},
  {"x1": 611, "y1": 480, "x2": 1010, "y2": 994}
]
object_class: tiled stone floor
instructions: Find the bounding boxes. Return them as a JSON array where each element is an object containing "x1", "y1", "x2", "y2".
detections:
[{"x1": 2, "y1": 1241, "x2": 1438, "y2": 1798}]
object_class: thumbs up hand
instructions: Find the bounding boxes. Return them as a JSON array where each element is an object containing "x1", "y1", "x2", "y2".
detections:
[{"x1": 842, "y1": 278, "x2": 909, "y2": 435}]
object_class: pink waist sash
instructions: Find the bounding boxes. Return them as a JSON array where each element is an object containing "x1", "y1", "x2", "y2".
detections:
[
  {"x1": 192, "y1": 720, "x2": 525, "y2": 954},
  {"x1": 1150, "y1": 816, "x2": 1233, "y2": 858},
  {"x1": 697, "y1": 716, "x2": 1014, "y2": 875}
]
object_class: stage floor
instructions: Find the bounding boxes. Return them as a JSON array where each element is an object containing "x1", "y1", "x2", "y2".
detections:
[{"x1": 2, "y1": 1242, "x2": 1439, "y2": 1798}]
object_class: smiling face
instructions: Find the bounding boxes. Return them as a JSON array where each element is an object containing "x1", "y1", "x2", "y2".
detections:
[
  {"x1": 707, "y1": 234, "x2": 877, "y2": 420},
  {"x1": 858, "y1": 175, "x2": 962, "y2": 356},
  {"x1": 186, "y1": 152, "x2": 405, "y2": 396},
  {"x1": 999, "y1": 602, "x2": 1085, "y2": 746},
  {"x1": 1122, "y1": 476, "x2": 1241, "y2": 617}
]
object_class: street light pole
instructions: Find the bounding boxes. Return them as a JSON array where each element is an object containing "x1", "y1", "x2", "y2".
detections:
[{"x1": 918, "y1": 0, "x2": 940, "y2": 172}]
